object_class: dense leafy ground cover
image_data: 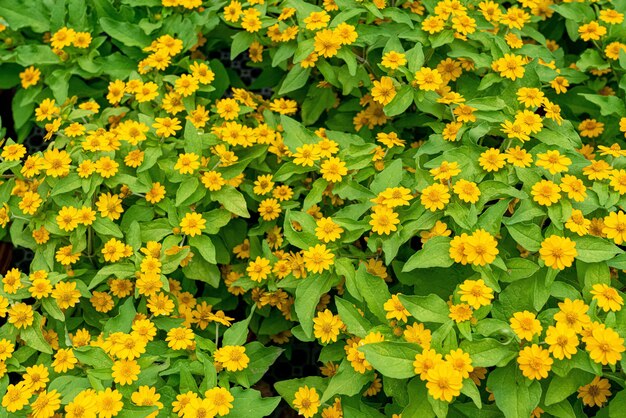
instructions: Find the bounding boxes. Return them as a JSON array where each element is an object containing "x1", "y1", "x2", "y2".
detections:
[{"x1": 1, "y1": 0, "x2": 626, "y2": 417}]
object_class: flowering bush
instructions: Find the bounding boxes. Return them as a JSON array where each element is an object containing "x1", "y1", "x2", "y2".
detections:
[{"x1": 1, "y1": 0, "x2": 626, "y2": 417}]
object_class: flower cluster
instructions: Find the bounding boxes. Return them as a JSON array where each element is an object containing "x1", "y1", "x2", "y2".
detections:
[{"x1": 0, "y1": 0, "x2": 626, "y2": 417}]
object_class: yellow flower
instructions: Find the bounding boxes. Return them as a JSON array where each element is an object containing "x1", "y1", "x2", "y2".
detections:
[
  {"x1": 545, "y1": 323, "x2": 579, "y2": 360},
  {"x1": 383, "y1": 294, "x2": 411, "y2": 323},
  {"x1": 52, "y1": 348, "x2": 77, "y2": 373},
  {"x1": 584, "y1": 326, "x2": 625, "y2": 365},
  {"x1": 492, "y1": 53, "x2": 526, "y2": 80},
  {"x1": 565, "y1": 209, "x2": 590, "y2": 236},
  {"x1": 531, "y1": 180, "x2": 561, "y2": 206},
  {"x1": 381, "y1": 51, "x2": 407, "y2": 70},
  {"x1": 452, "y1": 179, "x2": 480, "y2": 203},
  {"x1": 414, "y1": 67, "x2": 443, "y2": 91},
  {"x1": 420, "y1": 220, "x2": 451, "y2": 244},
  {"x1": 446, "y1": 348, "x2": 474, "y2": 379},
  {"x1": 52, "y1": 281, "x2": 82, "y2": 310},
  {"x1": 153, "y1": 117, "x2": 182, "y2": 137},
  {"x1": 214, "y1": 345, "x2": 250, "y2": 371},
  {"x1": 293, "y1": 144, "x2": 321, "y2": 167},
  {"x1": 258, "y1": 198, "x2": 282, "y2": 221},
  {"x1": 43, "y1": 148, "x2": 71, "y2": 177},
  {"x1": 371, "y1": 76, "x2": 396, "y2": 105},
  {"x1": 404, "y1": 323, "x2": 432, "y2": 348},
  {"x1": 535, "y1": 150, "x2": 571, "y2": 174},
  {"x1": 313, "y1": 309, "x2": 344, "y2": 344},
  {"x1": 96, "y1": 388, "x2": 124, "y2": 418},
  {"x1": 578, "y1": 21, "x2": 606, "y2": 41},
  {"x1": 30, "y1": 389, "x2": 61, "y2": 418},
  {"x1": 216, "y1": 98, "x2": 240, "y2": 120},
  {"x1": 315, "y1": 217, "x2": 343, "y2": 243},
  {"x1": 509, "y1": 311, "x2": 542, "y2": 341},
  {"x1": 379, "y1": 186, "x2": 412, "y2": 207},
  {"x1": 463, "y1": 229, "x2": 499, "y2": 266},
  {"x1": 577, "y1": 376, "x2": 611, "y2": 407},
  {"x1": 554, "y1": 298, "x2": 591, "y2": 332},
  {"x1": 19, "y1": 66, "x2": 41, "y2": 89},
  {"x1": 600, "y1": 9, "x2": 624, "y2": 25},
  {"x1": 96, "y1": 192, "x2": 124, "y2": 220},
  {"x1": 111, "y1": 359, "x2": 140, "y2": 386},
  {"x1": 413, "y1": 348, "x2": 444, "y2": 380},
  {"x1": 8, "y1": 302, "x2": 34, "y2": 329},
  {"x1": 610, "y1": 169, "x2": 626, "y2": 195},
  {"x1": 603, "y1": 211, "x2": 626, "y2": 244},
  {"x1": 430, "y1": 161, "x2": 461, "y2": 181},
  {"x1": 369, "y1": 205, "x2": 400, "y2": 235},
  {"x1": 247, "y1": 256, "x2": 272, "y2": 282},
  {"x1": 180, "y1": 212, "x2": 206, "y2": 237},
  {"x1": 449, "y1": 303, "x2": 473, "y2": 323},
  {"x1": 2, "y1": 382, "x2": 32, "y2": 412},
  {"x1": 578, "y1": 119, "x2": 604, "y2": 138},
  {"x1": 517, "y1": 344, "x2": 552, "y2": 380},
  {"x1": 420, "y1": 183, "x2": 450, "y2": 211},
  {"x1": 539, "y1": 235, "x2": 577, "y2": 270},
  {"x1": 426, "y1": 362, "x2": 464, "y2": 402},
  {"x1": 302, "y1": 244, "x2": 334, "y2": 273},
  {"x1": 293, "y1": 386, "x2": 320, "y2": 418},
  {"x1": 590, "y1": 284, "x2": 623, "y2": 312},
  {"x1": 478, "y1": 148, "x2": 507, "y2": 172},
  {"x1": 314, "y1": 29, "x2": 342, "y2": 58},
  {"x1": 205, "y1": 386, "x2": 234, "y2": 416},
  {"x1": 560, "y1": 175, "x2": 586, "y2": 202},
  {"x1": 166, "y1": 327, "x2": 195, "y2": 350},
  {"x1": 51, "y1": 27, "x2": 76, "y2": 49},
  {"x1": 458, "y1": 278, "x2": 494, "y2": 309},
  {"x1": 320, "y1": 157, "x2": 347, "y2": 183}
]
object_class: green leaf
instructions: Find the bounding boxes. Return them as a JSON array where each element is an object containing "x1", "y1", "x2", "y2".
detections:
[
  {"x1": 228, "y1": 387, "x2": 281, "y2": 418},
  {"x1": 176, "y1": 177, "x2": 200, "y2": 206},
  {"x1": 223, "y1": 307, "x2": 255, "y2": 346},
  {"x1": 358, "y1": 342, "x2": 420, "y2": 379},
  {"x1": 355, "y1": 264, "x2": 391, "y2": 323},
  {"x1": 278, "y1": 66, "x2": 311, "y2": 95},
  {"x1": 189, "y1": 234, "x2": 216, "y2": 264},
  {"x1": 370, "y1": 158, "x2": 403, "y2": 194},
  {"x1": 579, "y1": 93, "x2": 626, "y2": 117},
  {"x1": 487, "y1": 364, "x2": 541, "y2": 418},
  {"x1": 402, "y1": 236, "x2": 453, "y2": 271},
  {"x1": 104, "y1": 298, "x2": 136, "y2": 335},
  {"x1": 0, "y1": 0, "x2": 50, "y2": 32},
  {"x1": 609, "y1": 390, "x2": 626, "y2": 418},
  {"x1": 99, "y1": 17, "x2": 152, "y2": 48},
  {"x1": 294, "y1": 273, "x2": 336, "y2": 338},
  {"x1": 402, "y1": 378, "x2": 435, "y2": 418},
  {"x1": 15, "y1": 45, "x2": 60, "y2": 66},
  {"x1": 398, "y1": 294, "x2": 449, "y2": 323},
  {"x1": 232, "y1": 342, "x2": 283, "y2": 387},
  {"x1": 461, "y1": 379, "x2": 482, "y2": 409},
  {"x1": 73, "y1": 346, "x2": 113, "y2": 368},
  {"x1": 89, "y1": 263, "x2": 135, "y2": 289},
  {"x1": 280, "y1": 115, "x2": 318, "y2": 151},
  {"x1": 506, "y1": 223, "x2": 543, "y2": 252},
  {"x1": 283, "y1": 210, "x2": 319, "y2": 249},
  {"x1": 20, "y1": 313, "x2": 52, "y2": 354},
  {"x1": 212, "y1": 186, "x2": 249, "y2": 218},
  {"x1": 335, "y1": 297, "x2": 371, "y2": 337},
  {"x1": 460, "y1": 338, "x2": 517, "y2": 368},
  {"x1": 572, "y1": 236, "x2": 624, "y2": 263},
  {"x1": 321, "y1": 359, "x2": 371, "y2": 402},
  {"x1": 545, "y1": 369, "x2": 593, "y2": 406},
  {"x1": 384, "y1": 85, "x2": 414, "y2": 117},
  {"x1": 92, "y1": 217, "x2": 124, "y2": 238}
]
